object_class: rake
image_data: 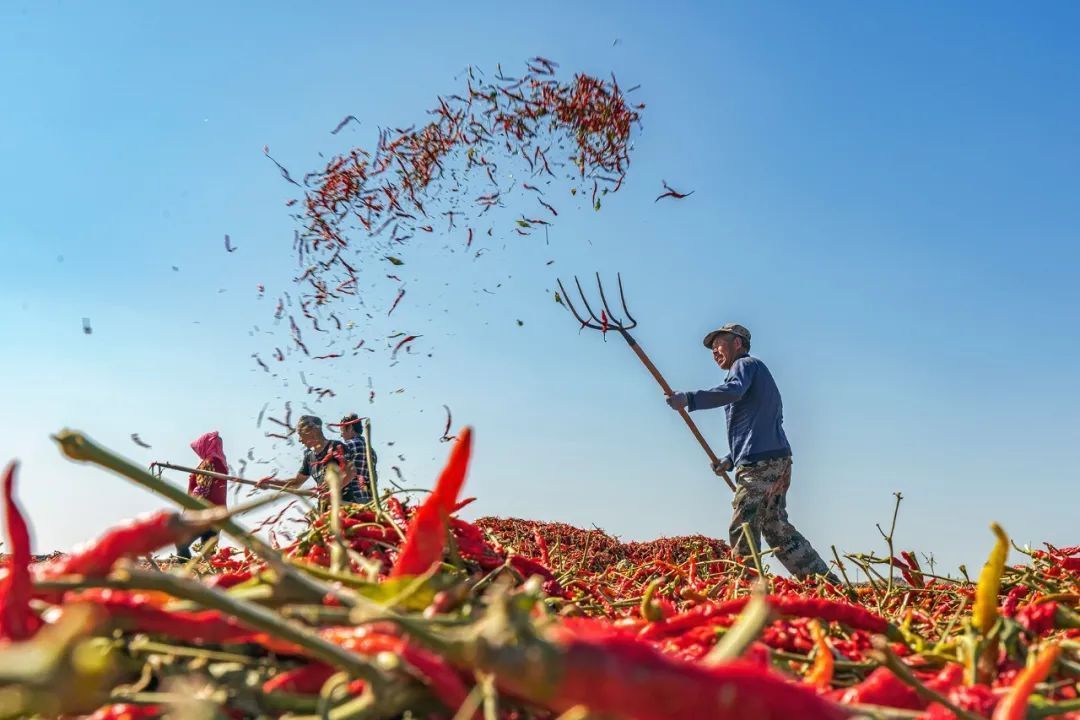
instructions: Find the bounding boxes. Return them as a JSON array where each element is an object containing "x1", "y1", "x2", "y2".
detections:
[{"x1": 556, "y1": 273, "x2": 736, "y2": 492}]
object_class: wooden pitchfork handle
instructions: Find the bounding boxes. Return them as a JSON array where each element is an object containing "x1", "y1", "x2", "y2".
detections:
[
  {"x1": 149, "y1": 461, "x2": 315, "y2": 498},
  {"x1": 617, "y1": 329, "x2": 737, "y2": 492}
]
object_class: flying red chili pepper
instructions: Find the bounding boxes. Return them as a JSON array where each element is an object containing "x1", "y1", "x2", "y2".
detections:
[
  {"x1": 388, "y1": 288, "x2": 406, "y2": 316},
  {"x1": 330, "y1": 115, "x2": 361, "y2": 134},
  {"x1": 654, "y1": 180, "x2": 694, "y2": 202},
  {"x1": 391, "y1": 335, "x2": 420, "y2": 359}
]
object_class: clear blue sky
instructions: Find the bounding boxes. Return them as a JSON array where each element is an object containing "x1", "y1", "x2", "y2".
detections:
[{"x1": 2, "y1": 2, "x2": 1078, "y2": 576}]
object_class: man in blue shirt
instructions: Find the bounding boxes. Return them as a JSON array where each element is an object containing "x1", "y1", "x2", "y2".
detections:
[{"x1": 666, "y1": 324, "x2": 836, "y2": 581}]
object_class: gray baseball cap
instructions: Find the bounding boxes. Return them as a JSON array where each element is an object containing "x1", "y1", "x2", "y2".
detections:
[{"x1": 703, "y1": 323, "x2": 751, "y2": 348}]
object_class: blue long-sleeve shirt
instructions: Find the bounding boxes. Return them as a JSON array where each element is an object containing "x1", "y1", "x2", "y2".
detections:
[{"x1": 686, "y1": 355, "x2": 791, "y2": 467}]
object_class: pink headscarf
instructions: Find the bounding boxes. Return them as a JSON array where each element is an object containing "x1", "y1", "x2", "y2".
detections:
[{"x1": 191, "y1": 431, "x2": 227, "y2": 469}]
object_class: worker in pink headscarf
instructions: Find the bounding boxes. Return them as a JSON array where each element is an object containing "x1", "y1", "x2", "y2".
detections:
[{"x1": 176, "y1": 431, "x2": 228, "y2": 559}]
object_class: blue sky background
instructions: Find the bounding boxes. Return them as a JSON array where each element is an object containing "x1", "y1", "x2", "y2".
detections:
[{"x1": 1, "y1": 2, "x2": 1077, "y2": 576}]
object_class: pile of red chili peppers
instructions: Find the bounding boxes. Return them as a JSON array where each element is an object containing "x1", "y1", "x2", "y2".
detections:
[{"x1": 1, "y1": 432, "x2": 1079, "y2": 719}]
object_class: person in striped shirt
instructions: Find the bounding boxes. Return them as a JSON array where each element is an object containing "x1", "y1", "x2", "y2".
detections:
[{"x1": 338, "y1": 413, "x2": 377, "y2": 503}]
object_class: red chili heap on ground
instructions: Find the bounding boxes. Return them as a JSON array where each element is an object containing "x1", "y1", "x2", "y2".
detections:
[{"x1": 1, "y1": 430, "x2": 1078, "y2": 719}]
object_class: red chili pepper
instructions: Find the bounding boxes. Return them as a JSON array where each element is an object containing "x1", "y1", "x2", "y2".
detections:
[
  {"x1": 1059, "y1": 556, "x2": 1080, "y2": 573},
  {"x1": 71, "y1": 588, "x2": 263, "y2": 646},
  {"x1": 899, "y1": 551, "x2": 925, "y2": 588},
  {"x1": 263, "y1": 663, "x2": 337, "y2": 694},
  {"x1": 1001, "y1": 585, "x2": 1031, "y2": 617},
  {"x1": 508, "y1": 555, "x2": 565, "y2": 597},
  {"x1": 391, "y1": 428, "x2": 473, "y2": 577},
  {"x1": 37, "y1": 507, "x2": 226, "y2": 579},
  {"x1": 383, "y1": 497, "x2": 410, "y2": 529},
  {"x1": 956, "y1": 684, "x2": 999, "y2": 713},
  {"x1": 486, "y1": 633, "x2": 847, "y2": 720},
  {"x1": 87, "y1": 704, "x2": 162, "y2": 720},
  {"x1": 320, "y1": 627, "x2": 469, "y2": 709},
  {"x1": 532, "y1": 527, "x2": 550, "y2": 566},
  {"x1": 829, "y1": 667, "x2": 922, "y2": 709},
  {"x1": 654, "y1": 595, "x2": 891, "y2": 637},
  {"x1": 204, "y1": 571, "x2": 252, "y2": 590},
  {"x1": 767, "y1": 596, "x2": 890, "y2": 634},
  {"x1": 1015, "y1": 601, "x2": 1058, "y2": 635},
  {"x1": 0, "y1": 462, "x2": 40, "y2": 641}
]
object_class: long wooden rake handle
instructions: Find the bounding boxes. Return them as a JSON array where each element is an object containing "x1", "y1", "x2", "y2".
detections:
[
  {"x1": 618, "y1": 330, "x2": 737, "y2": 492},
  {"x1": 150, "y1": 461, "x2": 316, "y2": 498}
]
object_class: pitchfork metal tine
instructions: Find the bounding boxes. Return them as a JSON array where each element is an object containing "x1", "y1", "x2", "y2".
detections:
[
  {"x1": 556, "y1": 271, "x2": 737, "y2": 492},
  {"x1": 594, "y1": 272, "x2": 636, "y2": 330},
  {"x1": 556, "y1": 277, "x2": 602, "y2": 330},
  {"x1": 595, "y1": 273, "x2": 618, "y2": 326},
  {"x1": 616, "y1": 273, "x2": 637, "y2": 327},
  {"x1": 574, "y1": 275, "x2": 605, "y2": 328}
]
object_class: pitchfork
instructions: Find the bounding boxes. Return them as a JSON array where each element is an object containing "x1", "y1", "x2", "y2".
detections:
[{"x1": 556, "y1": 273, "x2": 737, "y2": 492}]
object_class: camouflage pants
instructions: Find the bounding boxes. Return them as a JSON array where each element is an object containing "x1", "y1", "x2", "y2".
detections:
[{"x1": 729, "y1": 456, "x2": 833, "y2": 579}]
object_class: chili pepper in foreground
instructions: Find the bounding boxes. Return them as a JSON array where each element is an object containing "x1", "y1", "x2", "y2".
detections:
[
  {"x1": 319, "y1": 626, "x2": 470, "y2": 709},
  {"x1": 391, "y1": 428, "x2": 473, "y2": 577},
  {"x1": 1015, "y1": 601, "x2": 1058, "y2": 635},
  {"x1": 36, "y1": 505, "x2": 233, "y2": 579},
  {"x1": 972, "y1": 522, "x2": 1009, "y2": 634},
  {"x1": 992, "y1": 642, "x2": 1060, "y2": 720},
  {"x1": 87, "y1": 704, "x2": 162, "y2": 720},
  {"x1": 835, "y1": 663, "x2": 964, "y2": 712},
  {"x1": 830, "y1": 666, "x2": 922, "y2": 709},
  {"x1": 925, "y1": 683, "x2": 999, "y2": 718},
  {"x1": 474, "y1": 632, "x2": 849, "y2": 720},
  {"x1": 263, "y1": 663, "x2": 338, "y2": 694},
  {"x1": 71, "y1": 588, "x2": 260, "y2": 645},
  {"x1": 0, "y1": 462, "x2": 40, "y2": 640}
]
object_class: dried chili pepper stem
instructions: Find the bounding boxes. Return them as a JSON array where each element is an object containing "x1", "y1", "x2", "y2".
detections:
[
  {"x1": 80, "y1": 567, "x2": 388, "y2": 689},
  {"x1": 875, "y1": 492, "x2": 903, "y2": 597},
  {"x1": 326, "y1": 463, "x2": 347, "y2": 574},
  {"x1": 150, "y1": 461, "x2": 315, "y2": 498},
  {"x1": 287, "y1": 683, "x2": 429, "y2": 720},
  {"x1": 362, "y1": 418, "x2": 383, "y2": 516},
  {"x1": 830, "y1": 545, "x2": 857, "y2": 594},
  {"x1": 740, "y1": 522, "x2": 767, "y2": 583},
  {"x1": 703, "y1": 584, "x2": 774, "y2": 665},
  {"x1": 128, "y1": 637, "x2": 262, "y2": 665}
]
